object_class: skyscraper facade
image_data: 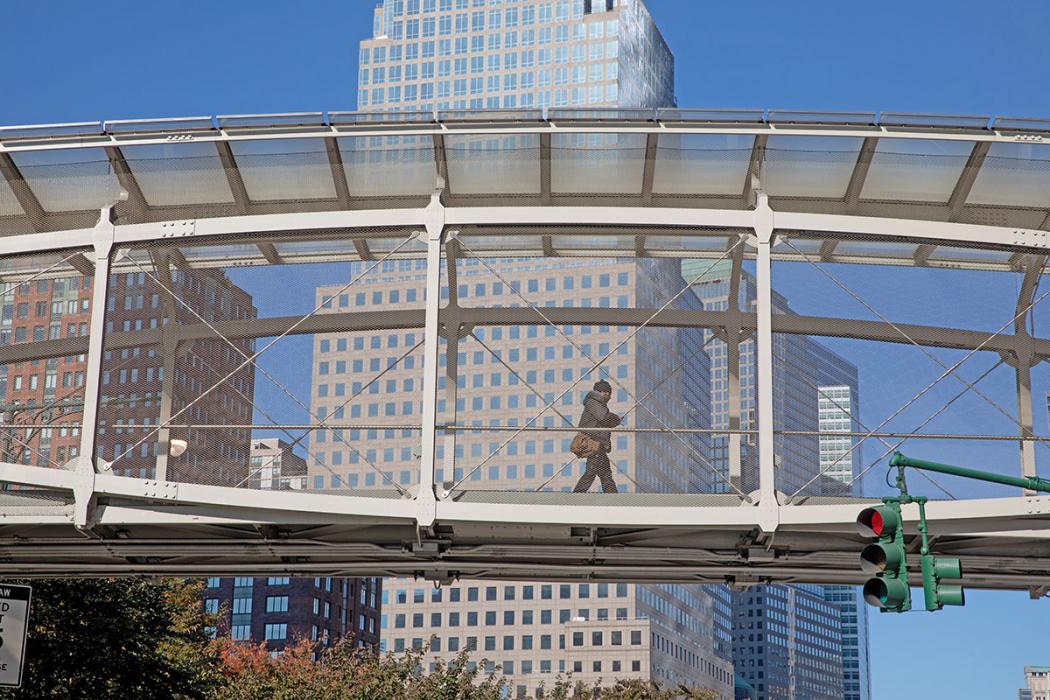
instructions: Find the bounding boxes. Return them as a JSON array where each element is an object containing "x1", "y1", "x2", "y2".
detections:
[
  {"x1": 818, "y1": 386, "x2": 872, "y2": 700},
  {"x1": 689, "y1": 261, "x2": 862, "y2": 700},
  {"x1": 729, "y1": 585, "x2": 845, "y2": 700},
  {"x1": 357, "y1": 0, "x2": 674, "y2": 113},
  {"x1": 310, "y1": 256, "x2": 733, "y2": 698}
]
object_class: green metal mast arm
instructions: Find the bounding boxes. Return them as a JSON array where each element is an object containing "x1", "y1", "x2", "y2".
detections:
[{"x1": 890, "y1": 452, "x2": 1050, "y2": 494}]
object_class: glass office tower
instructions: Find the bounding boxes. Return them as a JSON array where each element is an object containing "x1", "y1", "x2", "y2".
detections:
[
  {"x1": 818, "y1": 387, "x2": 872, "y2": 700},
  {"x1": 689, "y1": 262, "x2": 865, "y2": 700},
  {"x1": 357, "y1": 0, "x2": 674, "y2": 112}
]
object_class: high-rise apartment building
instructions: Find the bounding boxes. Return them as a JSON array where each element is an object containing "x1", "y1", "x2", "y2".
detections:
[
  {"x1": 201, "y1": 574, "x2": 382, "y2": 653},
  {"x1": 1020, "y1": 666, "x2": 1050, "y2": 700},
  {"x1": 0, "y1": 268, "x2": 256, "y2": 486},
  {"x1": 689, "y1": 261, "x2": 862, "y2": 700},
  {"x1": 310, "y1": 257, "x2": 732, "y2": 698},
  {"x1": 357, "y1": 0, "x2": 674, "y2": 113}
]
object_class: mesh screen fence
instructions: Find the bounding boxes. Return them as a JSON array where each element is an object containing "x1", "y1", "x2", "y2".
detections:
[
  {"x1": 98, "y1": 234, "x2": 425, "y2": 494},
  {"x1": 0, "y1": 250, "x2": 94, "y2": 475},
  {"x1": 770, "y1": 240, "x2": 1046, "y2": 500}
]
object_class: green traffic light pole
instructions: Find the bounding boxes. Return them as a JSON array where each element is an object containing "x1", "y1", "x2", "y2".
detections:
[
  {"x1": 884, "y1": 451, "x2": 1050, "y2": 611},
  {"x1": 888, "y1": 451, "x2": 1050, "y2": 495}
]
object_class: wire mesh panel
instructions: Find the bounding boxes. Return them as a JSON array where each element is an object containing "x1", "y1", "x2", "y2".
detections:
[
  {"x1": 769, "y1": 240, "x2": 1045, "y2": 501},
  {"x1": 443, "y1": 240, "x2": 749, "y2": 498},
  {"x1": 99, "y1": 234, "x2": 426, "y2": 495},
  {"x1": 0, "y1": 250, "x2": 95, "y2": 473}
]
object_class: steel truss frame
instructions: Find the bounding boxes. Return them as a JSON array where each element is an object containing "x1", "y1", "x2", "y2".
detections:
[{"x1": 0, "y1": 120, "x2": 1048, "y2": 589}]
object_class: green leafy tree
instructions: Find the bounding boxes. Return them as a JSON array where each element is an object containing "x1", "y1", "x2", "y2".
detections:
[{"x1": 0, "y1": 578, "x2": 220, "y2": 700}]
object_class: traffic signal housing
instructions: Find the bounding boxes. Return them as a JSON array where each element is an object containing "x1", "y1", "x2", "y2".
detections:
[
  {"x1": 856, "y1": 503, "x2": 911, "y2": 612},
  {"x1": 920, "y1": 554, "x2": 964, "y2": 611}
]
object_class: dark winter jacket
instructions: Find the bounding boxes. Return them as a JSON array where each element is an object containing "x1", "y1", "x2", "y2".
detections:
[{"x1": 578, "y1": 390, "x2": 620, "y2": 451}]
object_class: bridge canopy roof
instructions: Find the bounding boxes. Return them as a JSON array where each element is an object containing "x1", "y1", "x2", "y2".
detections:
[{"x1": 2, "y1": 109, "x2": 1050, "y2": 273}]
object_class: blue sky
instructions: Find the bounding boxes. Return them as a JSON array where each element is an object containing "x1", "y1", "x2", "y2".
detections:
[{"x1": 6, "y1": 1, "x2": 1050, "y2": 696}]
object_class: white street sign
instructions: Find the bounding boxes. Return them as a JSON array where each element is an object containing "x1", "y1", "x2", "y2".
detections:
[{"x1": 0, "y1": 585, "x2": 31, "y2": 688}]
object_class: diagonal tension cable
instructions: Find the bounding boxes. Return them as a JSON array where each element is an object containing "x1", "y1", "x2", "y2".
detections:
[
  {"x1": 114, "y1": 253, "x2": 412, "y2": 496},
  {"x1": 449, "y1": 239, "x2": 749, "y2": 498},
  {"x1": 109, "y1": 233, "x2": 420, "y2": 494}
]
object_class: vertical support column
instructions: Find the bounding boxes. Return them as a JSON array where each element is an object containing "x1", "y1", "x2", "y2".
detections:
[
  {"x1": 726, "y1": 241, "x2": 745, "y2": 493},
  {"x1": 73, "y1": 207, "x2": 116, "y2": 528},
  {"x1": 1014, "y1": 360, "x2": 1036, "y2": 490},
  {"x1": 441, "y1": 239, "x2": 461, "y2": 492},
  {"x1": 152, "y1": 250, "x2": 180, "y2": 482},
  {"x1": 417, "y1": 193, "x2": 445, "y2": 528},
  {"x1": 1013, "y1": 254, "x2": 1044, "y2": 494},
  {"x1": 753, "y1": 193, "x2": 779, "y2": 532}
]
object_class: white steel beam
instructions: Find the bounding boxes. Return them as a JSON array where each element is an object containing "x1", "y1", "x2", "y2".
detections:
[
  {"x1": 416, "y1": 193, "x2": 445, "y2": 527},
  {"x1": 441, "y1": 238, "x2": 461, "y2": 494},
  {"x1": 1, "y1": 305, "x2": 1048, "y2": 368},
  {"x1": 1014, "y1": 254, "x2": 1045, "y2": 490},
  {"x1": 72, "y1": 207, "x2": 116, "y2": 527},
  {"x1": 753, "y1": 194, "x2": 779, "y2": 532}
]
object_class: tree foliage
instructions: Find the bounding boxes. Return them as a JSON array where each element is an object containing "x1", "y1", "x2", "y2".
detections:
[
  {"x1": 0, "y1": 578, "x2": 219, "y2": 700},
  {"x1": 210, "y1": 638, "x2": 719, "y2": 700},
  {"x1": 0, "y1": 579, "x2": 719, "y2": 700}
]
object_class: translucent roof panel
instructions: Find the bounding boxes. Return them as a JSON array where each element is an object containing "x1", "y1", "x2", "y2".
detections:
[
  {"x1": 651, "y1": 133, "x2": 754, "y2": 196},
  {"x1": 273, "y1": 239, "x2": 363, "y2": 259},
  {"x1": 366, "y1": 235, "x2": 428, "y2": 255},
  {"x1": 763, "y1": 136, "x2": 864, "y2": 198},
  {"x1": 830, "y1": 240, "x2": 924, "y2": 260},
  {"x1": 9, "y1": 148, "x2": 120, "y2": 212},
  {"x1": 551, "y1": 133, "x2": 646, "y2": 194},
  {"x1": 340, "y1": 135, "x2": 437, "y2": 197},
  {"x1": 121, "y1": 142, "x2": 234, "y2": 206},
  {"x1": 455, "y1": 234, "x2": 544, "y2": 254},
  {"x1": 445, "y1": 134, "x2": 540, "y2": 195},
  {"x1": 645, "y1": 233, "x2": 738, "y2": 254},
  {"x1": 550, "y1": 234, "x2": 635, "y2": 252},
  {"x1": 168, "y1": 243, "x2": 264, "y2": 265},
  {"x1": 861, "y1": 138, "x2": 972, "y2": 203},
  {"x1": 228, "y1": 138, "x2": 335, "y2": 201},
  {"x1": 929, "y1": 244, "x2": 1015, "y2": 265},
  {"x1": 0, "y1": 177, "x2": 24, "y2": 217},
  {"x1": 968, "y1": 142, "x2": 1050, "y2": 208}
]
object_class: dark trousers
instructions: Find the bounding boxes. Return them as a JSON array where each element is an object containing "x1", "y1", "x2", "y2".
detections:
[{"x1": 573, "y1": 450, "x2": 617, "y2": 494}]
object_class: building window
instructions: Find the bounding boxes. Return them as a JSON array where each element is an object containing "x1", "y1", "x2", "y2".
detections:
[
  {"x1": 266, "y1": 596, "x2": 289, "y2": 613},
  {"x1": 264, "y1": 623, "x2": 287, "y2": 641}
]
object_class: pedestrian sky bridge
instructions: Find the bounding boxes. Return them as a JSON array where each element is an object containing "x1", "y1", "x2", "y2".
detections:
[{"x1": 1, "y1": 108, "x2": 1050, "y2": 596}]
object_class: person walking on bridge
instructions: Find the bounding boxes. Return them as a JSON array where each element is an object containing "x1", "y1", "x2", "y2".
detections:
[{"x1": 572, "y1": 380, "x2": 621, "y2": 494}]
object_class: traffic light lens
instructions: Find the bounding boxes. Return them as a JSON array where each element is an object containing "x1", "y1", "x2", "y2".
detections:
[
  {"x1": 856, "y1": 506, "x2": 899, "y2": 538},
  {"x1": 861, "y1": 542, "x2": 902, "y2": 574},
  {"x1": 863, "y1": 577, "x2": 909, "y2": 609}
]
